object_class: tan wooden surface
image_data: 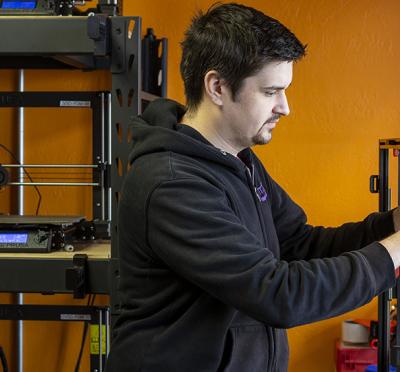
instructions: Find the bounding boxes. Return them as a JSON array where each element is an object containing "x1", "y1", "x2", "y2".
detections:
[{"x1": 0, "y1": 242, "x2": 111, "y2": 259}]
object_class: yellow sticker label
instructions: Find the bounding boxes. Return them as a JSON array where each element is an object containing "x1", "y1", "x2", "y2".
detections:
[{"x1": 90, "y1": 324, "x2": 106, "y2": 355}]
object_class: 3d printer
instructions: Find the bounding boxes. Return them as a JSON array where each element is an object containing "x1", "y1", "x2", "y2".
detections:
[{"x1": 0, "y1": 0, "x2": 120, "y2": 16}]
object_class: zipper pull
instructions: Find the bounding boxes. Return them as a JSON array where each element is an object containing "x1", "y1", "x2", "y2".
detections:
[{"x1": 255, "y1": 184, "x2": 268, "y2": 202}]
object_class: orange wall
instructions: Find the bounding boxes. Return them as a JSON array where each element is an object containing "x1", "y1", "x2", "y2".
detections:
[
  {"x1": 0, "y1": 1, "x2": 399, "y2": 371},
  {"x1": 126, "y1": 1, "x2": 400, "y2": 371}
]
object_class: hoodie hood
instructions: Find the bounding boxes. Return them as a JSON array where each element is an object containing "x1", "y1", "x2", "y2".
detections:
[{"x1": 128, "y1": 98, "x2": 251, "y2": 174}]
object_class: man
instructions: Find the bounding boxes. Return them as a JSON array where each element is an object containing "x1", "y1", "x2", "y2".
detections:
[{"x1": 106, "y1": 3, "x2": 400, "y2": 371}]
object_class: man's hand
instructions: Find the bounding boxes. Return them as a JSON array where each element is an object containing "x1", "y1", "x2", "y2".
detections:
[
  {"x1": 394, "y1": 208, "x2": 400, "y2": 232},
  {"x1": 381, "y1": 231, "x2": 400, "y2": 269},
  {"x1": 380, "y1": 210, "x2": 400, "y2": 270}
]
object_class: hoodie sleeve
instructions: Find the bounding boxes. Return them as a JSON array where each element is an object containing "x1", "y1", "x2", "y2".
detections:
[
  {"x1": 266, "y1": 174, "x2": 396, "y2": 261},
  {"x1": 146, "y1": 177, "x2": 395, "y2": 328}
]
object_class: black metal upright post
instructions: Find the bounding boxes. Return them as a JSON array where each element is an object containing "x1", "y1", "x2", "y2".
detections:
[
  {"x1": 92, "y1": 92, "x2": 111, "y2": 224},
  {"x1": 378, "y1": 146, "x2": 390, "y2": 372},
  {"x1": 109, "y1": 16, "x2": 141, "y2": 318},
  {"x1": 379, "y1": 146, "x2": 389, "y2": 212}
]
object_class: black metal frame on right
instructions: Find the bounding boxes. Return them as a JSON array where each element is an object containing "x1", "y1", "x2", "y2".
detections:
[{"x1": 371, "y1": 138, "x2": 400, "y2": 372}]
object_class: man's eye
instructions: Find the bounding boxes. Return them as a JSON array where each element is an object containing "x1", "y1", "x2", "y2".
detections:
[{"x1": 264, "y1": 91, "x2": 276, "y2": 97}]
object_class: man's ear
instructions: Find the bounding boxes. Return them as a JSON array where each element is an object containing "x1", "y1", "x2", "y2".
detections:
[{"x1": 203, "y1": 70, "x2": 224, "y2": 106}]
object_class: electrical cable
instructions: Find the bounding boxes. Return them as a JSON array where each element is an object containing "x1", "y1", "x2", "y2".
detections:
[
  {"x1": 0, "y1": 346, "x2": 9, "y2": 372},
  {"x1": 0, "y1": 144, "x2": 42, "y2": 215},
  {"x1": 74, "y1": 294, "x2": 97, "y2": 372}
]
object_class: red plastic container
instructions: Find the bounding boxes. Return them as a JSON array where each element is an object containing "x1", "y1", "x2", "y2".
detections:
[{"x1": 336, "y1": 340, "x2": 377, "y2": 372}]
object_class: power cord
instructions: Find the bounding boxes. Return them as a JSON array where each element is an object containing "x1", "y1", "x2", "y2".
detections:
[
  {"x1": 0, "y1": 346, "x2": 9, "y2": 372},
  {"x1": 74, "y1": 294, "x2": 96, "y2": 372},
  {"x1": 0, "y1": 144, "x2": 42, "y2": 215}
]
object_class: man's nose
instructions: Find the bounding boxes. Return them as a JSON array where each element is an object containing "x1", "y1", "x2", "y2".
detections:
[{"x1": 273, "y1": 91, "x2": 290, "y2": 117}]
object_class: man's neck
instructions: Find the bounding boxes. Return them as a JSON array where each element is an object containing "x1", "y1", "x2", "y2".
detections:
[{"x1": 181, "y1": 105, "x2": 241, "y2": 157}]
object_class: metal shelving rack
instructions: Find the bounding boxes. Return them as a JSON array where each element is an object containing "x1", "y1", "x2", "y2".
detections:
[{"x1": 0, "y1": 8, "x2": 167, "y2": 371}]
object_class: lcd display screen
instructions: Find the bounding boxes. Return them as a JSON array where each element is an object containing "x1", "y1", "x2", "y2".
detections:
[
  {"x1": 1, "y1": 1, "x2": 37, "y2": 9},
  {"x1": 0, "y1": 233, "x2": 28, "y2": 244}
]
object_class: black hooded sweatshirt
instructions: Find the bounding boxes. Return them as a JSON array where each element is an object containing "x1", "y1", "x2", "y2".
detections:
[{"x1": 106, "y1": 99, "x2": 396, "y2": 372}]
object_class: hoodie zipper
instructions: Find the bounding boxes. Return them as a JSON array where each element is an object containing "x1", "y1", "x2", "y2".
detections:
[
  {"x1": 244, "y1": 165, "x2": 269, "y2": 246},
  {"x1": 244, "y1": 164, "x2": 277, "y2": 371}
]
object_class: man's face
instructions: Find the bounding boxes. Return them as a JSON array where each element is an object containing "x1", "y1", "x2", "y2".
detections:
[{"x1": 220, "y1": 61, "x2": 292, "y2": 149}]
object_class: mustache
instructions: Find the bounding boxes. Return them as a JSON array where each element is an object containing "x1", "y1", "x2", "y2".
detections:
[{"x1": 265, "y1": 114, "x2": 281, "y2": 124}]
